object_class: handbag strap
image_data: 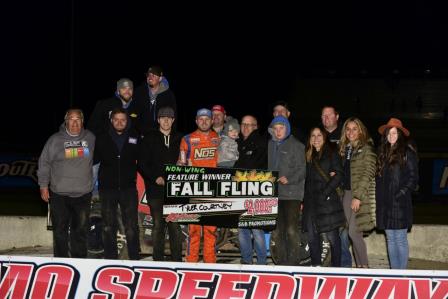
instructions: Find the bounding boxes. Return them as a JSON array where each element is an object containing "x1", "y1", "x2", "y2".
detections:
[
  {"x1": 312, "y1": 158, "x2": 344, "y2": 197},
  {"x1": 312, "y1": 159, "x2": 331, "y2": 183}
]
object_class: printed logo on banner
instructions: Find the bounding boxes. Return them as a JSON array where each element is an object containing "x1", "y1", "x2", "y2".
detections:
[
  {"x1": 0, "y1": 155, "x2": 38, "y2": 187},
  {"x1": 163, "y1": 165, "x2": 279, "y2": 228},
  {"x1": 432, "y1": 159, "x2": 448, "y2": 195},
  {"x1": 84, "y1": 265, "x2": 448, "y2": 299},
  {"x1": 3, "y1": 257, "x2": 448, "y2": 298},
  {"x1": 0, "y1": 261, "x2": 79, "y2": 298}
]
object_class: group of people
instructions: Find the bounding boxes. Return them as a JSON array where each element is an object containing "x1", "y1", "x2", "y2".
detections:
[
  {"x1": 37, "y1": 66, "x2": 418, "y2": 270},
  {"x1": 303, "y1": 107, "x2": 418, "y2": 269}
]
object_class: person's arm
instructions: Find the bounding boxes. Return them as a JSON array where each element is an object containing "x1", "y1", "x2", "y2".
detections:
[
  {"x1": 37, "y1": 138, "x2": 53, "y2": 202},
  {"x1": 397, "y1": 148, "x2": 419, "y2": 197},
  {"x1": 93, "y1": 136, "x2": 102, "y2": 165},
  {"x1": 40, "y1": 188, "x2": 50, "y2": 202},
  {"x1": 351, "y1": 145, "x2": 376, "y2": 212},
  {"x1": 137, "y1": 135, "x2": 162, "y2": 183},
  {"x1": 322, "y1": 151, "x2": 344, "y2": 197},
  {"x1": 177, "y1": 136, "x2": 189, "y2": 166},
  {"x1": 279, "y1": 141, "x2": 306, "y2": 186},
  {"x1": 251, "y1": 136, "x2": 268, "y2": 169}
]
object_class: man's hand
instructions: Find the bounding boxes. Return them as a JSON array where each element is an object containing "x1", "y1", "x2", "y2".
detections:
[
  {"x1": 351, "y1": 198, "x2": 361, "y2": 213},
  {"x1": 40, "y1": 187, "x2": 50, "y2": 202},
  {"x1": 155, "y1": 177, "x2": 165, "y2": 186},
  {"x1": 277, "y1": 176, "x2": 288, "y2": 185}
]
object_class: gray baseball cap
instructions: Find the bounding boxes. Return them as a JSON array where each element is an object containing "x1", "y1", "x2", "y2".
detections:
[{"x1": 117, "y1": 78, "x2": 133, "y2": 90}]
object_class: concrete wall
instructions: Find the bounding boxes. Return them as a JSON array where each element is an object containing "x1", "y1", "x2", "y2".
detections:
[
  {"x1": 0, "y1": 216, "x2": 447, "y2": 263},
  {"x1": 0, "y1": 216, "x2": 52, "y2": 250},
  {"x1": 365, "y1": 225, "x2": 448, "y2": 262}
]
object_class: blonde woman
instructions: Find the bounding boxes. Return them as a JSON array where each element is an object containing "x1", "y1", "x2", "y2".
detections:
[{"x1": 339, "y1": 117, "x2": 376, "y2": 267}]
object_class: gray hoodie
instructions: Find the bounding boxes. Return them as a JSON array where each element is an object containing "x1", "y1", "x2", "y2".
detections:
[{"x1": 38, "y1": 124, "x2": 95, "y2": 197}]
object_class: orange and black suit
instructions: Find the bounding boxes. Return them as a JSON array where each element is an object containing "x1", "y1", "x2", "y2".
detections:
[{"x1": 179, "y1": 129, "x2": 219, "y2": 263}]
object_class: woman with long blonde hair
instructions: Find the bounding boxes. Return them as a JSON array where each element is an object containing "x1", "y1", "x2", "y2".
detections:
[{"x1": 339, "y1": 117, "x2": 376, "y2": 268}]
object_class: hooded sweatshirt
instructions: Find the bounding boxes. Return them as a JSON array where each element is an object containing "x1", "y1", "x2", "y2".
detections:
[
  {"x1": 134, "y1": 77, "x2": 177, "y2": 134},
  {"x1": 268, "y1": 116, "x2": 306, "y2": 200},
  {"x1": 38, "y1": 124, "x2": 95, "y2": 197}
]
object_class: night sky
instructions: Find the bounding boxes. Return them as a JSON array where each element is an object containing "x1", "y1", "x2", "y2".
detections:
[{"x1": 4, "y1": 1, "x2": 448, "y2": 152}]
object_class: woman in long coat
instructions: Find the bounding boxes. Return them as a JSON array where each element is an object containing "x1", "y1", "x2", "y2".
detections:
[
  {"x1": 376, "y1": 118, "x2": 418, "y2": 269},
  {"x1": 303, "y1": 127, "x2": 346, "y2": 267},
  {"x1": 339, "y1": 117, "x2": 376, "y2": 268}
]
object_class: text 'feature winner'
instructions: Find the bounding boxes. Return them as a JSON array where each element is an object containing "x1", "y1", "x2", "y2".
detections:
[{"x1": 163, "y1": 165, "x2": 278, "y2": 228}]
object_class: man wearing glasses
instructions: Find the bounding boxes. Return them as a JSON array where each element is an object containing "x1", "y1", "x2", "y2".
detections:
[
  {"x1": 234, "y1": 115, "x2": 268, "y2": 264},
  {"x1": 37, "y1": 109, "x2": 95, "y2": 258}
]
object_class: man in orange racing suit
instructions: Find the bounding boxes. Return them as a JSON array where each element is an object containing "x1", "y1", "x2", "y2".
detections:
[{"x1": 178, "y1": 108, "x2": 220, "y2": 263}]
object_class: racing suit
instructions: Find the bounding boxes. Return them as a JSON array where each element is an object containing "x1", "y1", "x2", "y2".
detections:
[{"x1": 179, "y1": 129, "x2": 219, "y2": 263}]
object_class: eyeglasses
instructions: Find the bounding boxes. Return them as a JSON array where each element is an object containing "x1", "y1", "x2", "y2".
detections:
[{"x1": 241, "y1": 123, "x2": 256, "y2": 127}]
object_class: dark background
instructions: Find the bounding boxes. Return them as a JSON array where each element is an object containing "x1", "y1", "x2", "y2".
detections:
[
  {"x1": 2, "y1": 1, "x2": 448, "y2": 217},
  {"x1": 4, "y1": 1, "x2": 448, "y2": 152}
]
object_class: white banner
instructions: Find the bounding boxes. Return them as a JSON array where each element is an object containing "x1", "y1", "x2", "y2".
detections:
[{"x1": 1, "y1": 255, "x2": 448, "y2": 298}]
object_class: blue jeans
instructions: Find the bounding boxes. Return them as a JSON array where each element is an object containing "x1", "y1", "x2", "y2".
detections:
[
  {"x1": 385, "y1": 229, "x2": 409, "y2": 269},
  {"x1": 340, "y1": 228, "x2": 352, "y2": 267},
  {"x1": 238, "y1": 228, "x2": 267, "y2": 264}
]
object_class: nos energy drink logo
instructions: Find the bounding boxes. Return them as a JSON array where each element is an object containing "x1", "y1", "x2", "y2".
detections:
[{"x1": 432, "y1": 159, "x2": 448, "y2": 195}]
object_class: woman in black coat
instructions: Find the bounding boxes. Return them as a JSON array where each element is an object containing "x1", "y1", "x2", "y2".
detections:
[
  {"x1": 303, "y1": 127, "x2": 346, "y2": 267},
  {"x1": 376, "y1": 118, "x2": 418, "y2": 269}
]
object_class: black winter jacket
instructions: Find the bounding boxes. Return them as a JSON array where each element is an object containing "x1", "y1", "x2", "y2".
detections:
[
  {"x1": 303, "y1": 147, "x2": 346, "y2": 233},
  {"x1": 133, "y1": 83, "x2": 177, "y2": 135},
  {"x1": 87, "y1": 95, "x2": 140, "y2": 137},
  {"x1": 234, "y1": 129, "x2": 268, "y2": 170},
  {"x1": 376, "y1": 147, "x2": 418, "y2": 230},
  {"x1": 94, "y1": 128, "x2": 140, "y2": 190},
  {"x1": 138, "y1": 129, "x2": 183, "y2": 200}
]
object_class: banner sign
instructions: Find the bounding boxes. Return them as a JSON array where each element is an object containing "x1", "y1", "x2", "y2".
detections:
[
  {"x1": 1, "y1": 255, "x2": 448, "y2": 299},
  {"x1": 163, "y1": 165, "x2": 278, "y2": 228},
  {"x1": 433, "y1": 159, "x2": 448, "y2": 195},
  {"x1": 0, "y1": 154, "x2": 38, "y2": 188}
]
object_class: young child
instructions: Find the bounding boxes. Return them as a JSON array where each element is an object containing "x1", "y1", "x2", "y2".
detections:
[{"x1": 218, "y1": 117, "x2": 240, "y2": 167}]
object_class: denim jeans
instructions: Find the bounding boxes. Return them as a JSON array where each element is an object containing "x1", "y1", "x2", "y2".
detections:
[
  {"x1": 100, "y1": 188, "x2": 140, "y2": 260},
  {"x1": 340, "y1": 228, "x2": 353, "y2": 267},
  {"x1": 238, "y1": 228, "x2": 267, "y2": 264},
  {"x1": 49, "y1": 191, "x2": 90, "y2": 258},
  {"x1": 385, "y1": 229, "x2": 409, "y2": 269}
]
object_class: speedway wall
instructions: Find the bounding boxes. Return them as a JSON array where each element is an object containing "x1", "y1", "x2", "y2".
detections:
[
  {"x1": 0, "y1": 255, "x2": 448, "y2": 298},
  {"x1": 1, "y1": 216, "x2": 447, "y2": 263}
]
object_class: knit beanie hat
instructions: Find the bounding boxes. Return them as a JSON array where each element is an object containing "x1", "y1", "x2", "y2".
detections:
[
  {"x1": 223, "y1": 117, "x2": 240, "y2": 135},
  {"x1": 117, "y1": 78, "x2": 133, "y2": 90}
]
